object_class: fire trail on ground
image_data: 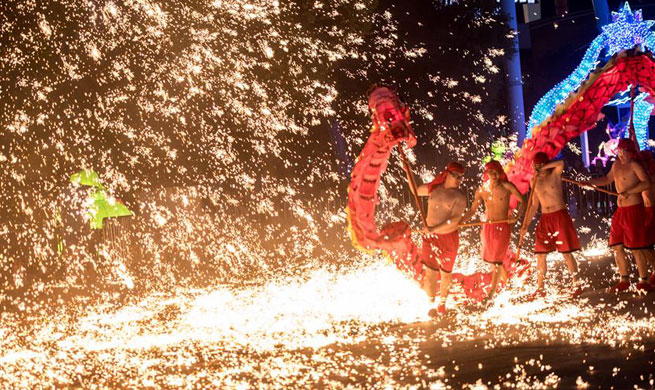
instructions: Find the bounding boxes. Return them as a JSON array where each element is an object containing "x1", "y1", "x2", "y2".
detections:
[{"x1": 2, "y1": 250, "x2": 655, "y2": 389}]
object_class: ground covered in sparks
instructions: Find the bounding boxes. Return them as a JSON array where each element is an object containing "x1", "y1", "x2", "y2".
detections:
[{"x1": 1, "y1": 253, "x2": 654, "y2": 390}]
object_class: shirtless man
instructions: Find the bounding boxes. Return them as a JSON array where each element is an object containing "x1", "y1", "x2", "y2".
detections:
[
  {"x1": 523, "y1": 153, "x2": 581, "y2": 298},
  {"x1": 407, "y1": 162, "x2": 467, "y2": 314},
  {"x1": 463, "y1": 160, "x2": 526, "y2": 300},
  {"x1": 582, "y1": 139, "x2": 653, "y2": 292},
  {"x1": 638, "y1": 150, "x2": 655, "y2": 285}
]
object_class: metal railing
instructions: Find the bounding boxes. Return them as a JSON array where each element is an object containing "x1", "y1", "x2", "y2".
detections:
[{"x1": 563, "y1": 174, "x2": 616, "y2": 218}]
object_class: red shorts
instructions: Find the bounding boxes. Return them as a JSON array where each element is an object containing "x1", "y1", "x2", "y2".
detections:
[
  {"x1": 421, "y1": 230, "x2": 459, "y2": 273},
  {"x1": 481, "y1": 223, "x2": 511, "y2": 264},
  {"x1": 609, "y1": 203, "x2": 653, "y2": 250},
  {"x1": 534, "y1": 209, "x2": 581, "y2": 254}
]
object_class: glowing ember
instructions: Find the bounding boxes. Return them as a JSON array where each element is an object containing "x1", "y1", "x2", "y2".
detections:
[
  {"x1": 1, "y1": 249, "x2": 654, "y2": 388},
  {"x1": 1, "y1": 1, "x2": 654, "y2": 389}
]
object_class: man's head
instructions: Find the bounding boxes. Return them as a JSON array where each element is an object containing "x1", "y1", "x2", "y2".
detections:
[
  {"x1": 617, "y1": 138, "x2": 638, "y2": 163},
  {"x1": 484, "y1": 160, "x2": 506, "y2": 183},
  {"x1": 532, "y1": 152, "x2": 549, "y2": 175},
  {"x1": 426, "y1": 161, "x2": 465, "y2": 192},
  {"x1": 443, "y1": 162, "x2": 465, "y2": 188}
]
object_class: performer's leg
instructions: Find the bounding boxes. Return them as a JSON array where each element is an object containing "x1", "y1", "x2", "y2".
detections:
[
  {"x1": 438, "y1": 270, "x2": 452, "y2": 308},
  {"x1": 563, "y1": 252, "x2": 583, "y2": 295},
  {"x1": 488, "y1": 264, "x2": 501, "y2": 299},
  {"x1": 610, "y1": 245, "x2": 631, "y2": 291},
  {"x1": 646, "y1": 249, "x2": 655, "y2": 285},
  {"x1": 500, "y1": 265, "x2": 508, "y2": 284},
  {"x1": 536, "y1": 253, "x2": 547, "y2": 291},
  {"x1": 632, "y1": 249, "x2": 654, "y2": 291},
  {"x1": 632, "y1": 249, "x2": 650, "y2": 279},
  {"x1": 643, "y1": 248, "x2": 655, "y2": 269},
  {"x1": 562, "y1": 252, "x2": 579, "y2": 282},
  {"x1": 612, "y1": 245, "x2": 630, "y2": 276},
  {"x1": 422, "y1": 268, "x2": 439, "y2": 302}
]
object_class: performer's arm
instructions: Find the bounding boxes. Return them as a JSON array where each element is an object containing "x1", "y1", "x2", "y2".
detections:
[
  {"x1": 620, "y1": 162, "x2": 652, "y2": 196},
  {"x1": 541, "y1": 160, "x2": 564, "y2": 175},
  {"x1": 504, "y1": 181, "x2": 526, "y2": 223},
  {"x1": 461, "y1": 188, "x2": 481, "y2": 222},
  {"x1": 586, "y1": 168, "x2": 614, "y2": 187},
  {"x1": 415, "y1": 184, "x2": 429, "y2": 196}
]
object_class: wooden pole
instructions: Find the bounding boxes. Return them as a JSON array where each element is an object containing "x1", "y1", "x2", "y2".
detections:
[
  {"x1": 398, "y1": 147, "x2": 429, "y2": 230},
  {"x1": 458, "y1": 218, "x2": 514, "y2": 228},
  {"x1": 515, "y1": 178, "x2": 537, "y2": 261},
  {"x1": 412, "y1": 218, "x2": 513, "y2": 234},
  {"x1": 629, "y1": 84, "x2": 639, "y2": 149},
  {"x1": 562, "y1": 177, "x2": 618, "y2": 196},
  {"x1": 399, "y1": 146, "x2": 442, "y2": 268}
]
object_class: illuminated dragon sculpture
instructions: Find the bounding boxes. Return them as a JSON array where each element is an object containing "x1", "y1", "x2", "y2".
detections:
[
  {"x1": 509, "y1": 50, "x2": 655, "y2": 195},
  {"x1": 348, "y1": 29, "x2": 655, "y2": 299},
  {"x1": 527, "y1": 2, "x2": 655, "y2": 150}
]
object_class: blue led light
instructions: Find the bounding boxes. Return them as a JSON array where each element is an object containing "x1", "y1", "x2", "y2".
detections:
[
  {"x1": 606, "y1": 86, "x2": 652, "y2": 150},
  {"x1": 527, "y1": 2, "x2": 654, "y2": 150},
  {"x1": 527, "y1": 35, "x2": 606, "y2": 132},
  {"x1": 628, "y1": 97, "x2": 654, "y2": 150},
  {"x1": 603, "y1": 3, "x2": 654, "y2": 56}
]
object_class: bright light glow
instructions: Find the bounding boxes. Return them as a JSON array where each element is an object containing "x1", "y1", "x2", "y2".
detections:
[{"x1": 2, "y1": 247, "x2": 654, "y2": 388}]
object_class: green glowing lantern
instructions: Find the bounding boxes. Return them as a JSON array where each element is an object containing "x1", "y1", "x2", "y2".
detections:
[
  {"x1": 483, "y1": 140, "x2": 507, "y2": 164},
  {"x1": 70, "y1": 169, "x2": 133, "y2": 229}
]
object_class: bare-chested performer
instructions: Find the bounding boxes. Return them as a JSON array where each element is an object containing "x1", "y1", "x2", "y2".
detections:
[
  {"x1": 523, "y1": 152, "x2": 581, "y2": 298},
  {"x1": 582, "y1": 139, "x2": 653, "y2": 292},
  {"x1": 638, "y1": 150, "x2": 655, "y2": 285},
  {"x1": 407, "y1": 162, "x2": 467, "y2": 314},
  {"x1": 463, "y1": 160, "x2": 526, "y2": 300}
]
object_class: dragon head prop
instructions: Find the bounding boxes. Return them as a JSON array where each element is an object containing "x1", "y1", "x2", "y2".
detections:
[{"x1": 367, "y1": 85, "x2": 416, "y2": 148}]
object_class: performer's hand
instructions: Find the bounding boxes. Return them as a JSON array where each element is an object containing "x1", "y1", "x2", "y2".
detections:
[{"x1": 508, "y1": 218, "x2": 518, "y2": 226}]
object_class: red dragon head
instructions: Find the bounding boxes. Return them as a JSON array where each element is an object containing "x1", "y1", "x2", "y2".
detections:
[{"x1": 367, "y1": 85, "x2": 416, "y2": 148}]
